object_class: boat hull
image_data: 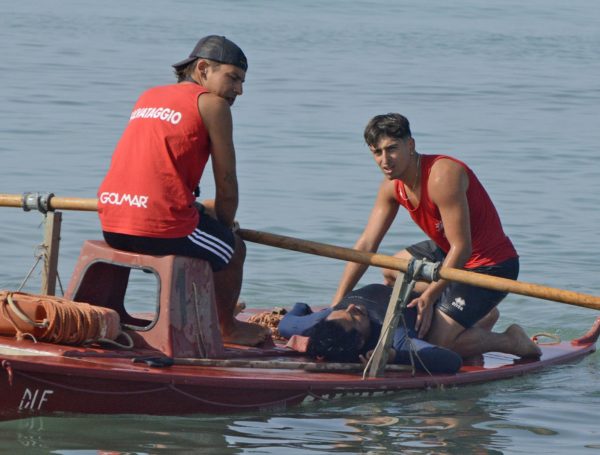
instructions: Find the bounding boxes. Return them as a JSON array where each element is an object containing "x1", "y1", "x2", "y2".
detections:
[{"x1": 0, "y1": 323, "x2": 597, "y2": 421}]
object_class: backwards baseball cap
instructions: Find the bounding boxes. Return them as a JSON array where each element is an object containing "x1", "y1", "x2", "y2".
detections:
[{"x1": 172, "y1": 35, "x2": 248, "y2": 72}]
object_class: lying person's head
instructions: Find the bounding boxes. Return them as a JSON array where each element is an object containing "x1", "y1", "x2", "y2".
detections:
[{"x1": 306, "y1": 303, "x2": 372, "y2": 362}]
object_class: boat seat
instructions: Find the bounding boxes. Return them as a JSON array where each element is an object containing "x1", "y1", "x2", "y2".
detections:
[{"x1": 65, "y1": 240, "x2": 224, "y2": 358}]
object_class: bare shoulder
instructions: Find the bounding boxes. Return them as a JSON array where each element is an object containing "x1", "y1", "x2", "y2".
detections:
[
  {"x1": 429, "y1": 157, "x2": 469, "y2": 198},
  {"x1": 197, "y1": 93, "x2": 231, "y2": 125},
  {"x1": 197, "y1": 94, "x2": 233, "y2": 146},
  {"x1": 429, "y1": 157, "x2": 467, "y2": 183},
  {"x1": 376, "y1": 178, "x2": 398, "y2": 202},
  {"x1": 430, "y1": 157, "x2": 465, "y2": 174},
  {"x1": 197, "y1": 91, "x2": 229, "y2": 108}
]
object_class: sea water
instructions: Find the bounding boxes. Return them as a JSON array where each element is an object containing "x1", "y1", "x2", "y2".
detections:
[{"x1": 1, "y1": 0, "x2": 599, "y2": 453}]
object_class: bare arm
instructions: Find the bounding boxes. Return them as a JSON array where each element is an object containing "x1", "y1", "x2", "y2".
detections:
[
  {"x1": 410, "y1": 159, "x2": 472, "y2": 336},
  {"x1": 331, "y1": 179, "x2": 399, "y2": 306},
  {"x1": 198, "y1": 93, "x2": 238, "y2": 227}
]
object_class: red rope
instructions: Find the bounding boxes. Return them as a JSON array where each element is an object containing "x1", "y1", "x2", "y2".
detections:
[{"x1": 0, "y1": 291, "x2": 121, "y2": 345}]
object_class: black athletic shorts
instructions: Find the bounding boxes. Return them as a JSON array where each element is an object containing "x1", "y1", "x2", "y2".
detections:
[
  {"x1": 103, "y1": 207, "x2": 236, "y2": 272},
  {"x1": 406, "y1": 240, "x2": 519, "y2": 328}
]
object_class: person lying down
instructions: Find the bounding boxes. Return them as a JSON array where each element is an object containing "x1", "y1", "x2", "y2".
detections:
[{"x1": 278, "y1": 284, "x2": 463, "y2": 374}]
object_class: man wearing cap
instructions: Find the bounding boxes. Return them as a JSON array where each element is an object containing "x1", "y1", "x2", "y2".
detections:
[{"x1": 98, "y1": 35, "x2": 269, "y2": 346}]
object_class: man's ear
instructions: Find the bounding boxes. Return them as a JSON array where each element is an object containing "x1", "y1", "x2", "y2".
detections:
[
  {"x1": 195, "y1": 59, "x2": 210, "y2": 79},
  {"x1": 196, "y1": 59, "x2": 208, "y2": 71}
]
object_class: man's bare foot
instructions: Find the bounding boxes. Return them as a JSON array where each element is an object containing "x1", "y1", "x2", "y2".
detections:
[
  {"x1": 506, "y1": 324, "x2": 542, "y2": 358},
  {"x1": 222, "y1": 319, "x2": 271, "y2": 346}
]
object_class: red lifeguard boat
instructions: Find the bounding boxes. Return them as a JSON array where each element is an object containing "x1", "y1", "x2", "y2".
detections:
[{"x1": 0, "y1": 239, "x2": 598, "y2": 422}]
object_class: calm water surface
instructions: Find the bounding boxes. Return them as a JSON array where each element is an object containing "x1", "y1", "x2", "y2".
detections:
[{"x1": 1, "y1": 0, "x2": 600, "y2": 453}]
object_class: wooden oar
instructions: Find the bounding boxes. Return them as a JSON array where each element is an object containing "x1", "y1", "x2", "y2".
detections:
[
  {"x1": 0, "y1": 194, "x2": 98, "y2": 211},
  {"x1": 238, "y1": 228, "x2": 600, "y2": 311},
  {"x1": 2, "y1": 193, "x2": 600, "y2": 310}
]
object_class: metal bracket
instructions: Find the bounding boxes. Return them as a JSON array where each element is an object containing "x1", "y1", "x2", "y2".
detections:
[
  {"x1": 397, "y1": 257, "x2": 441, "y2": 312},
  {"x1": 408, "y1": 258, "x2": 441, "y2": 284},
  {"x1": 22, "y1": 192, "x2": 55, "y2": 214}
]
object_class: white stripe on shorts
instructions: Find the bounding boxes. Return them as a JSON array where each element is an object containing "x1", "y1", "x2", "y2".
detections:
[{"x1": 188, "y1": 229, "x2": 234, "y2": 263}]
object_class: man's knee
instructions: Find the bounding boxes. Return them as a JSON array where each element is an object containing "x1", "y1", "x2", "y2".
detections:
[
  {"x1": 395, "y1": 249, "x2": 413, "y2": 261},
  {"x1": 219, "y1": 234, "x2": 245, "y2": 272},
  {"x1": 382, "y1": 268, "x2": 400, "y2": 285}
]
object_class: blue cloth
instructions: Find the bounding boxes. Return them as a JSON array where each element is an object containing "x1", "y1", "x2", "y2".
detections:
[
  {"x1": 279, "y1": 284, "x2": 462, "y2": 374},
  {"x1": 278, "y1": 302, "x2": 331, "y2": 338}
]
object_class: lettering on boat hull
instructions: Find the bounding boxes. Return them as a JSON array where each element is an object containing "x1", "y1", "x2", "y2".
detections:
[{"x1": 18, "y1": 388, "x2": 54, "y2": 411}]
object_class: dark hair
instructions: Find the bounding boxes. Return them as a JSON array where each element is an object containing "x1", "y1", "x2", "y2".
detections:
[
  {"x1": 306, "y1": 319, "x2": 362, "y2": 362},
  {"x1": 173, "y1": 59, "x2": 221, "y2": 83},
  {"x1": 364, "y1": 113, "x2": 412, "y2": 147}
]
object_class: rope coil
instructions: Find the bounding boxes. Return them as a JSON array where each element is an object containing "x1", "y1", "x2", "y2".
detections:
[
  {"x1": 247, "y1": 308, "x2": 287, "y2": 341},
  {"x1": 0, "y1": 290, "x2": 127, "y2": 347}
]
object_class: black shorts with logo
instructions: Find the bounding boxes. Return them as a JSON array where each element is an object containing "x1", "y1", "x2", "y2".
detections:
[
  {"x1": 103, "y1": 207, "x2": 235, "y2": 272},
  {"x1": 406, "y1": 240, "x2": 519, "y2": 328}
]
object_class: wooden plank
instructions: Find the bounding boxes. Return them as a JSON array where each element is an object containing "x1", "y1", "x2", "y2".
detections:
[
  {"x1": 365, "y1": 273, "x2": 406, "y2": 378},
  {"x1": 41, "y1": 211, "x2": 62, "y2": 296},
  {"x1": 172, "y1": 356, "x2": 412, "y2": 372}
]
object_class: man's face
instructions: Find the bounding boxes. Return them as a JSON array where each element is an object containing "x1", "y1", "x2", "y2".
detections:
[
  {"x1": 326, "y1": 303, "x2": 371, "y2": 347},
  {"x1": 368, "y1": 136, "x2": 415, "y2": 180},
  {"x1": 203, "y1": 63, "x2": 246, "y2": 106}
]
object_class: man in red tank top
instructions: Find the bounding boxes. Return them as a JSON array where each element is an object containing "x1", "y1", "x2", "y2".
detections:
[
  {"x1": 332, "y1": 113, "x2": 541, "y2": 360},
  {"x1": 97, "y1": 36, "x2": 269, "y2": 346}
]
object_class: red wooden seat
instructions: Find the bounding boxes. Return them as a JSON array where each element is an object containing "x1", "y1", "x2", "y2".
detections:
[{"x1": 65, "y1": 240, "x2": 224, "y2": 358}]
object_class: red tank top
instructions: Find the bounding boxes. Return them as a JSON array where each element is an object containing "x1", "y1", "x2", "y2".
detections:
[
  {"x1": 394, "y1": 154, "x2": 517, "y2": 268},
  {"x1": 98, "y1": 83, "x2": 210, "y2": 238}
]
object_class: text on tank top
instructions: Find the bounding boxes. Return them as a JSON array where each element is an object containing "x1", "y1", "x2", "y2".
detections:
[{"x1": 97, "y1": 83, "x2": 210, "y2": 238}]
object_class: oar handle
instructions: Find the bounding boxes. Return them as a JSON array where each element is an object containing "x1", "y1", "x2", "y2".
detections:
[
  {"x1": 238, "y1": 228, "x2": 600, "y2": 310},
  {"x1": 239, "y1": 228, "x2": 411, "y2": 271},
  {"x1": 2, "y1": 193, "x2": 599, "y2": 310},
  {"x1": 0, "y1": 194, "x2": 98, "y2": 212}
]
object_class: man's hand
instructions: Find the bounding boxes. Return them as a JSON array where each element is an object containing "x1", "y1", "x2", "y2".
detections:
[
  {"x1": 198, "y1": 199, "x2": 239, "y2": 231},
  {"x1": 359, "y1": 347, "x2": 397, "y2": 365},
  {"x1": 407, "y1": 293, "x2": 435, "y2": 338}
]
